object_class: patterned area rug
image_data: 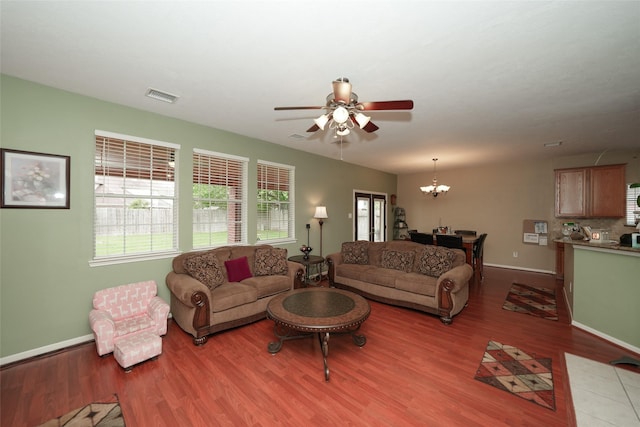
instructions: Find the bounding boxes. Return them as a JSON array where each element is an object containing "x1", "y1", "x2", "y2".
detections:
[
  {"x1": 36, "y1": 394, "x2": 125, "y2": 427},
  {"x1": 474, "y1": 341, "x2": 556, "y2": 410},
  {"x1": 502, "y1": 282, "x2": 558, "y2": 321}
]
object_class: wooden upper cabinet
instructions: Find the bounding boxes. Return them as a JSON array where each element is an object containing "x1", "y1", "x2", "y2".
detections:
[
  {"x1": 555, "y1": 164, "x2": 626, "y2": 218},
  {"x1": 556, "y1": 168, "x2": 588, "y2": 217}
]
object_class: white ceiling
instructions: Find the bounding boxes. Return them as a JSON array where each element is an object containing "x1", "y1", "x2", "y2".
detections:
[{"x1": 2, "y1": 1, "x2": 639, "y2": 175}]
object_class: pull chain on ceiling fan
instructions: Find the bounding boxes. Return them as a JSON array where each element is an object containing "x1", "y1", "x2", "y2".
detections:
[{"x1": 274, "y1": 77, "x2": 414, "y2": 137}]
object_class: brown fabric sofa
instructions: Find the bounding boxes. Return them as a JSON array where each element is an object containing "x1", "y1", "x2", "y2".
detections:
[
  {"x1": 327, "y1": 240, "x2": 472, "y2": 324},
  {"x1": 166, "y1": 245, "x2": 304, "y2": 345}
]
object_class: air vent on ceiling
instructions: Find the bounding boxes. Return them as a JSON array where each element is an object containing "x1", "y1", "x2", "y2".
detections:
[{"x1": 145, "y1": 88, "x2": 179, "y2": 104}]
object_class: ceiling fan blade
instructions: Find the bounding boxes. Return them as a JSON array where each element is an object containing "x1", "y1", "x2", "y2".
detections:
[
  {"x1": 362, "y1": 120, "x2": 379, "y2": 133},
  {"x1": 357, "y1": 100, "x2": 414, "y2": 111},
  {"x1": 274, "y1": 106, "x2": 324, "y2": 111},
  {"x1": 332, "y1": 79, "x2": 352, "y2": 103},
  {"x1": 306, "y1": 124, "x2": 320, "y2": 132}
]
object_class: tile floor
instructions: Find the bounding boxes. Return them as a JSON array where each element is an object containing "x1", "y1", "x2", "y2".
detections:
[{"x1": 566, "y1": 353, "x2": 640, "y2": 426}]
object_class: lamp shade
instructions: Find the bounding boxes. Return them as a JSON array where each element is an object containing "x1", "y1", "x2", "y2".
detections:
[
  {"x1": 314, "y1": 206, "x2": 328, "y2": 219},
  {"x1": 314, "y1": 114, "x2": 330, "y2": 130},
  {"x1": 332, "y1": 106, "x2": 349, "y2": 124},
  {"x1": 354, "y1": 112, "x2": 371, "y2": 129}
]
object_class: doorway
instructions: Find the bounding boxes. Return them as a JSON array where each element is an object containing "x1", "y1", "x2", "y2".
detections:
[{"x1": 354, "y1": 192, "x2": 387, "y2": 242}]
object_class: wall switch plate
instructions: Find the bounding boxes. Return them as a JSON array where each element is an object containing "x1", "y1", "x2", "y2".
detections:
[{"x1": 513, "y1": 251, "x2": 518, "y2": 258}]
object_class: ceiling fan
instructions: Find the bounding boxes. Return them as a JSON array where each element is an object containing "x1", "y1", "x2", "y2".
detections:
[{"x1": 274, "y1": 77, "x2": 414, "y2": 137}]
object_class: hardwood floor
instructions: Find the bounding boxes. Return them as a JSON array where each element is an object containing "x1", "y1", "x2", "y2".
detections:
[{"x1": 2, "y1": 266, "x2": 639, "y2": 426}]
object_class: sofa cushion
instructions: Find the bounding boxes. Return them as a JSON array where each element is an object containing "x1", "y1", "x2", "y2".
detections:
[
  {"x1": 182, "y1": 252, "x2": 225, "y2": 290},
  {"x1": 395, "y1": 272, "x2": 438, "y2": 297},
  {"x1": 381, "y1": 249, "x2": 415, "y2": 273},
  {"x1": 417, "y1": 246, "x2": 456, "y2": 277},
  {"x1": 224, "y1": 256, "x2": 253, "y2": 282},
  {"x1": 254, "y1": 247, "x2": 288, "y2": 276},
  {"x1": 243, "y1": 275, "x2": 291, "y2": 298},
  {"x1": 210, "y1": 282, "x2": 258, "y2": 312},
  {"x1": 341, "y1": 241, "x2": 370, "y2": 264}
]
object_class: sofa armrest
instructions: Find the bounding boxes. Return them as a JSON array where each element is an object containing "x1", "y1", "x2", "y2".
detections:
[
  {"x1": 326, "y1": 252, "x2": 342, "y2": 286},
  {"x1": 437, "y1": 264, "x2": 473, "y2": 294},
  {"x1": 89, "y1": 309, "x2": 115, "y2": 356},
  {"x1": 166, "y1": 271, "x2": 210, "y2": 307},
  {"x1": 148, "y1": 296, "x2": 170, "y2": 335},
  {"x1": 286, "y1": 261, "x2": 306, "y2": 289}
]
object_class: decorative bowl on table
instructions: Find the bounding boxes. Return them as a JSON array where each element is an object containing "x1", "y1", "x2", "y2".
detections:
[{"x1": 300, "y1": 245, "x2": 313, "y2": 259}]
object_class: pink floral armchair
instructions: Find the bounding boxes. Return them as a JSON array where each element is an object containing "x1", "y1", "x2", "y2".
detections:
[{"x1": 89, "y1": 280, "x2": 170, "y2": 356}]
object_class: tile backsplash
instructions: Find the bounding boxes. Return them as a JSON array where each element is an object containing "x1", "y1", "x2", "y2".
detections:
[{"x1": 550, "y1": 217, "x2": 636, "y2": 241}]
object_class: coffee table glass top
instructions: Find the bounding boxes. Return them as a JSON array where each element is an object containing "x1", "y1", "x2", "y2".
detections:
[
  {"x1": 267, "y1": 287, "x2": 370, "y2": 332},
  {"x1": 283, "y1": 291, "x2": 355, "y2": 318}
]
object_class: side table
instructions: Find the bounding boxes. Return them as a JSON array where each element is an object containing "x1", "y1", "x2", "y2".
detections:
[{"x1": 288, "y1": 255, "x2": 325, "y2": 286}]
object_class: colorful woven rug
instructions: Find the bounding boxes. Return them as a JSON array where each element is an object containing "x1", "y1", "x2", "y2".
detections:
[
  {"x1": 502, "y1": 283, "x2": 558, "y2": 321},
  {"x1": 37, "y1": 394, "x2": 125, "y2": 427},
  {"x1": 474, "y1": 340, "x2": 555, "y2": 410}
]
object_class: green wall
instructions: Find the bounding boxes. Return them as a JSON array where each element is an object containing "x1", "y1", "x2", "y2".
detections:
[
  {"x1": 0, "y1": 75, "x2": 396, "y2": 359},
  {"x1": 573, "y1": 246, "x2": 640, "y2": 350}
]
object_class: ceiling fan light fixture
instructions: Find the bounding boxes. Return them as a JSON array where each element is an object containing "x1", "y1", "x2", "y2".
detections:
[
  {"x1": 332, "y1": 106, "x2": 349, "y2": 124},
  {"x1": 354, "y1": 112, "x2": 371, "y2": 129},
  {"x1": 336, "y1": 127, "x2": 350, "y2": 136},
  {"x1": 314, "y1": 114, "x2": 330, "y2": 130}
]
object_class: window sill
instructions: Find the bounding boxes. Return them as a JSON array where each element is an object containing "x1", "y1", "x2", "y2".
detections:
[{"x1": 89, "y1": 250, "x2": 181, "y2": 267}]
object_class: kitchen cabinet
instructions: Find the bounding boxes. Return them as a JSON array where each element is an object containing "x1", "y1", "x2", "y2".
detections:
[{"x1": 555, "y1": 164, "x2": 625, "y2": 218}]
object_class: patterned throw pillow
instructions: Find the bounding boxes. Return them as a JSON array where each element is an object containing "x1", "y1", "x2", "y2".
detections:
[
  {"x1": 183, "y1": 252, "x2": 225, "y2": 290},
  {"x1": 342, "y1": 241, "x2": 369, "y2": 264},
  {"x1": 381, "y1": 249, "x2": 415, "y2": 272},
  {"x1": 417, "y1": 246, "x2": 456, "y2": 277},
  {"x1": 254, "y1": 247, "x2": 289, "y2": 276}
]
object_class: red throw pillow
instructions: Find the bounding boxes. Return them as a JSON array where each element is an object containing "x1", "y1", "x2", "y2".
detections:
[{"x1": 224, "y1": 256, "x2": 253, "y2": 282}]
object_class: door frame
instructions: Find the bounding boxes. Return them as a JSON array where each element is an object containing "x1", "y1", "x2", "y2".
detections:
[{"x1": 353, "y1": 190, "x2": 389, "y2": 242}]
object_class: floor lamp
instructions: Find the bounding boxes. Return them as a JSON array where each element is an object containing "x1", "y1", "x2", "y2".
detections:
[{"x1": 314, "y1": 206, "x2": 328, "y2": 256}]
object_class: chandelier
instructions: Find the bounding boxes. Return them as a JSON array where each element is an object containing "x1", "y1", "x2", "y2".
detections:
[{"x1": 420, "y1": 158, "x2": 450, "y2": 197}]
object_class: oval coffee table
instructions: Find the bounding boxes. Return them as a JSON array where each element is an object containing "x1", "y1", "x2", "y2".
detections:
[{"x1": 266, "y1": 287, "x2": 370, "y2": 381}]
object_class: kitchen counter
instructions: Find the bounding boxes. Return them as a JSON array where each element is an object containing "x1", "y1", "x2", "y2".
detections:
[
  {"x1": 554, "y1": 238, "x2": 640, "y2": 255},
  {"x1": 558, "y1": 239, "x2": 640, "y2": 353}
]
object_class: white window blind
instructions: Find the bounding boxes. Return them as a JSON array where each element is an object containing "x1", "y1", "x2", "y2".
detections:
[
  {"x1": 626, "y1": 183, "x2": 640, "y2": 226},
  {"x1": 192, "y1": 149, "x2": 248, "y2": 248},
  {"x1": 257, "y1": 160, "x2": 295, "y2": 242},
  {"x1": 94, "y1": 131, "x2": 179, "y2": 262}
]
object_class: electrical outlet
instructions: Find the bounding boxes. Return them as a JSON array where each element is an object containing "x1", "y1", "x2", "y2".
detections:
[{"x1": 513, "y1": 251, "x2": 518, "y2": 258}]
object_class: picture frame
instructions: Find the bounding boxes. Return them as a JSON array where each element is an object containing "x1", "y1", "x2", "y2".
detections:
[{"x1": 1, "y1": 148, "x2": 70, "y2": 209}]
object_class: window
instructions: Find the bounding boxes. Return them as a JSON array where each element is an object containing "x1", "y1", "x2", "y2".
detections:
[
  {"x1": 93, "y1": 131, "x2": 179, "y2": 264},
  {"x1": 257, "y1": 160, "x2": 295, "y2": 243},
  {"x1": 627, "y1": 183, "x2": 640, "y2": 226},
  {"x1": 193, "y1": 149, "x2": 248, "y2": 248}
]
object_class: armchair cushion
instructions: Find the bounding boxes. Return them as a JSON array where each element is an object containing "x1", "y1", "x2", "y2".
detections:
[
  {"x1": 183, "y1": 251, "x2": 225, "y2": 291},
  {"x1": 224, "y1": 256, "x2": 253, "y2": 282},
  {"x1": 254, "y1": 247, "x2": 288, "y2": 276}
]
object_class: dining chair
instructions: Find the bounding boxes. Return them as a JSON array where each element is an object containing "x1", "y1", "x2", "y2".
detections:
[
  {"x1": 410, "y1": 232, "x2": 434, "y2": 245},
  {"x1": 473, "y1": 233, "x2": 488, "y2": 282},
  {"x1": 455, "y1": 230, "x2": 477, "y2": 236},
  {"x1": 435, "y1": 234, "x2": 464, "y2": 253}
]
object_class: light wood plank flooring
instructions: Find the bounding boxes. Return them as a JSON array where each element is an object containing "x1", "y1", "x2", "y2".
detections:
[{"x1": 2, "y1": 266, "x2": 639, "y2": 426}]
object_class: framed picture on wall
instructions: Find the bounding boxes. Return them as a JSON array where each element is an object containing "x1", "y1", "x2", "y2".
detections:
[{"x1": 1, "y1": 149, "x2": 70, "y2": 209}]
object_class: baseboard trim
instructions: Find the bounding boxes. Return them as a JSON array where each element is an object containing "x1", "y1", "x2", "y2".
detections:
[
  {"x1": 572, "y1": 320, "x2": 640, "y2": 355},
  {"x1": 0, "y1": 334, "x2": 95, "y2": 367},
  {"x1": 484, "y1": 263, "x2": 554, "y2": 275}
]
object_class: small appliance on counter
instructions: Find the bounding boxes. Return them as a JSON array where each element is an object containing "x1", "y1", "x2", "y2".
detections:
[{"x1": 582, "y1": 226, "x2": 614, "y2": 244}]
